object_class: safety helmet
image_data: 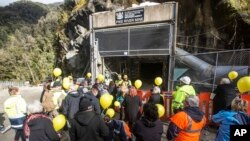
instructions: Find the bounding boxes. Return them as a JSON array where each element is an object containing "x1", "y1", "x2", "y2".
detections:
[{"x1": 180, "y1": 76, "x2": 191, "y2": 85}]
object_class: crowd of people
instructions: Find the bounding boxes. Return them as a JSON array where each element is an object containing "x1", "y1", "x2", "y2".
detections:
[{"x1": 1, "y1": 74, "x2": 250, "y2": 141}]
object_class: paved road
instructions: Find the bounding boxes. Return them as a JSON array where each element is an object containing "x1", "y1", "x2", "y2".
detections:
[
  {"x1": 0, "y1": 86, "x2": 43, "y2": 141},
  {"x1": 0, "y1": 86, "x2": 217, "y2": 141}
]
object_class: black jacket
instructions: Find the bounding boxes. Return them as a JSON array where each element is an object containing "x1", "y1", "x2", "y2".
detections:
[
  {"x1": 27, "y1": 116, "x2": 60, "y2": 141},
  {"x1": 122, "y1": 95, "x2": 142, "y2": 123},
  {"x1": 62, "y1": 91, "x2": 81, "y2": 119},
  {"x1": 148, "y1": 94, "x2": 164, "y2": 105},
  {"x1": 84, "y1": 92, "x2": 101, "y2": 114},
  {"x1": 133, "y1": 117, "x2": 163, "y2": 141},
  {"x1": 69, "y1": 110, "x2": 109, "y2": 141},
  {"x1": 213, "y1": 84, "x2": 237, "y2": 114}
]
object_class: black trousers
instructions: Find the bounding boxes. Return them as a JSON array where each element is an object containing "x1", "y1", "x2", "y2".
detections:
[{"x1": 14, "y1": 129, "x2": 25, "y2": 141}]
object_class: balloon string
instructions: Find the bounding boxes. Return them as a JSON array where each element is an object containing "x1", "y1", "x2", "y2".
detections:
[{"x1": 101, "y1": 108, "x2": 107, "y2": 117}]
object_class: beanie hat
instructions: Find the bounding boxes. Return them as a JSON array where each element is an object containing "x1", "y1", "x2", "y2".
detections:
[{"x1": 79, "y1": 97, "x2": 93, "y2": 111}]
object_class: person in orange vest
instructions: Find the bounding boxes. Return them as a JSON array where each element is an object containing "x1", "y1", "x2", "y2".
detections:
[{"x1": 167, "y1": 95, "x2": 206, "y2": 141}]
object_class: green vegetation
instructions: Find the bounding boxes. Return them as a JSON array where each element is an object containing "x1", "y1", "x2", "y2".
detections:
[
  {"x1": 0, "y1": 0, "x2": 248, "y2": 83},
  {"x1": 0, "y1": 2, "x2": 61, "y2": 84},
  {"x1": 228, "y1": 0, "x2": 249, "y2": 24}
]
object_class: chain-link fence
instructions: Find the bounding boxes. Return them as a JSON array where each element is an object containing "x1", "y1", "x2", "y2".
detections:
[{"x1": 173, "y1": 49, "x2": 250, "y2": 93}]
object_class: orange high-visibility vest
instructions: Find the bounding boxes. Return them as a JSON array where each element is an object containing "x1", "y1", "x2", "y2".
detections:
[{"x1": 170, "y1": 111, "x2": 206, "y2": 141}]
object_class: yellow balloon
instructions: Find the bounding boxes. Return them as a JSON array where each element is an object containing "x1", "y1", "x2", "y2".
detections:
[
  {"x1": 109, "y1": 95, "x2": 114, "y2": 101},
  {"x1": 228, "y1": 71, "x2": 238, "y2": 80},
  {"x1": 237, "y1": 76, "x2": 250, "y2": 93},
  {"x1": 63, "y1": 82, "x2": 70, "y2": 90},
  {"x1": 68, "y1": 75, "x2": 73, "y2": 80},
  {"x1": 155, "y1": 77, "x2": 163, "y2": 86},
  {"x1": 156, "y1": 104, "x2": 165, "y2": 118},
  {"x1": 114, "y1": 101, "x2": 120, "y2": 107},
  {"x1": 63, "y1": 77, "x2": 70, "y2": 83},
  {"x1": 87, "y1": 72, "x2": 92, "y2": 78},
  {"x1": 53, "y1": 114, "x2": 66, "y2": 132},
  {"x1": 97, "y1": 74, "x2": 104, "y2": 82},
  {"x1": 106, "y1": 108, "x2": 115, "y2": 118},
  {"x1": 100, "y1": 94, "x2": 112, "y2": 109},
  {"x1": 53, "y1": 68, "x2": 62, "y2": 77},
  {"x1": 134, "y1": 80, "x2": 142, "y2": 89}
]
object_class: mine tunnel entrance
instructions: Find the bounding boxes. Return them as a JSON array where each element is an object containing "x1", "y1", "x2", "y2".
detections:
[{"x1": 140, "y1": 62, "x2": 163, "y2": 88}]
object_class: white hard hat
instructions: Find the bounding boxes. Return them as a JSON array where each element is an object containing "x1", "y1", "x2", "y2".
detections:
[{"x1": 180, "y1": 76, "x2": 191, "y2": 85}]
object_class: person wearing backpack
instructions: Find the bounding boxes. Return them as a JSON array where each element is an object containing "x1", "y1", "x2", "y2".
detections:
[
  {"x1": 68, "y1": 97, "x2": 109, "y2": 141},
  {"x1": 103, "y1": 115, "x2": 132, "y2": 141}
]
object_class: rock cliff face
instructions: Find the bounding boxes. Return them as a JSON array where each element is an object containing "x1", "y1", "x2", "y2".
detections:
[
  {"x1": 58, "y1": 0, "x2": 249, "y2": 77},
  {"x1": 57, "y1": 9, "x2": 92, "y2": 77}
]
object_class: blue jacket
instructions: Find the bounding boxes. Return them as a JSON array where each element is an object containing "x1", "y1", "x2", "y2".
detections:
[
  {"x1": 105, "y1": 119, "x2": 128, "y2": 141},
  {"x1": 212, "y1": 110, "x2": 250, "y2": 141}
]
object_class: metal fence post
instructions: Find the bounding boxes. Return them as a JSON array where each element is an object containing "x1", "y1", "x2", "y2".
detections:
[{"x1": 212, "y1": 52, "x2": 219, "y2": 91}]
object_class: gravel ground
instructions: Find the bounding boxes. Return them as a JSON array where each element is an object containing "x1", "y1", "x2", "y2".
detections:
[{"x1": 0, "y1": 86, "x2": 217, "y2": 141}]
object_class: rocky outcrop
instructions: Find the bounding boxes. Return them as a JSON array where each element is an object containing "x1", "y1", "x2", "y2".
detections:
[{"x1": 58, "y1": 0, "x2": 249, "y2": 77}]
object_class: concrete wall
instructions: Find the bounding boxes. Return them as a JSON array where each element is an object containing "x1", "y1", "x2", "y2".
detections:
[{"x1": 92, "y1": 3, "x2": 175, "y2": 28}]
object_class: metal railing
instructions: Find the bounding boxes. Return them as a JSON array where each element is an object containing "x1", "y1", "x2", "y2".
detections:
[{"x1": 0, "y1": 81, "x2": 28, "y2": 89}]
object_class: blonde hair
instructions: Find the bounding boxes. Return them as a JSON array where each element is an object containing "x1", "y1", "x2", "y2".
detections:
[{"x1": 231, "y1": 96, "x2": 248, "y2": 112}]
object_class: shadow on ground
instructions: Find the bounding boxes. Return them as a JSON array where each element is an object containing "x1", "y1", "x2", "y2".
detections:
[{"x1": 0, "y1": 113, "x2": 5, "y2": 126}]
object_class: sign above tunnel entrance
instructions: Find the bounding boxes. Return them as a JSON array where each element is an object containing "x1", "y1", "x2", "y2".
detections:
[
  {"x1": 92, "y1": 3, "x2": 176, "y2": 28},
  {"x1": 115, "y1": 8, "x2": 144, "y2": 24}
]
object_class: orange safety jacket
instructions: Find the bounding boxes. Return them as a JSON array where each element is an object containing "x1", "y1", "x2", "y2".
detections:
[{"x1": 170, "y1": 111, "x2": 206, "y2": 141}]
